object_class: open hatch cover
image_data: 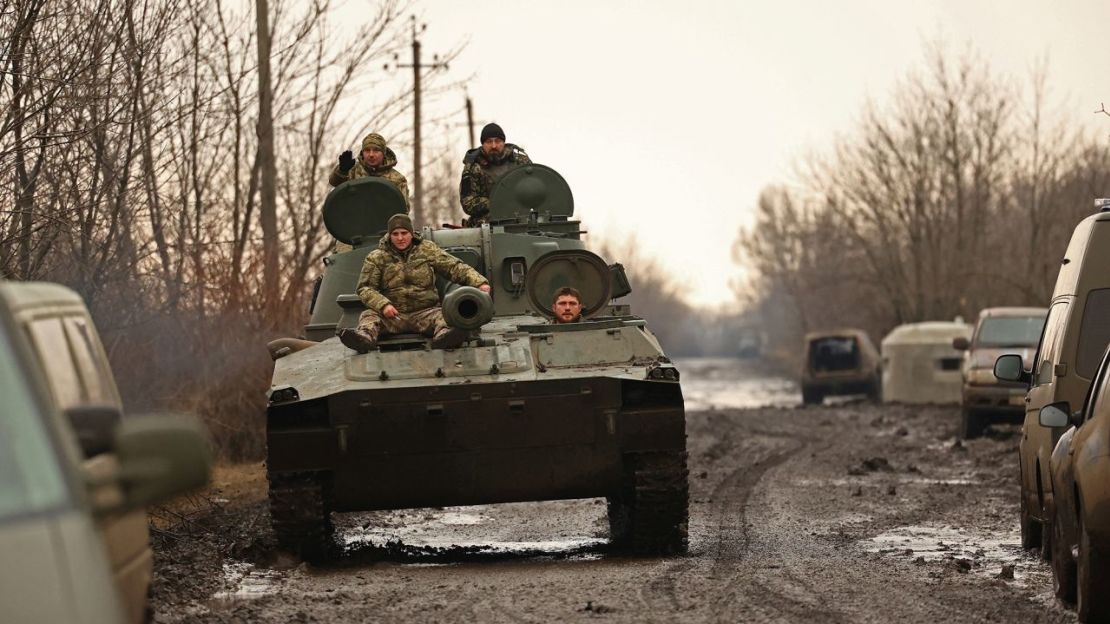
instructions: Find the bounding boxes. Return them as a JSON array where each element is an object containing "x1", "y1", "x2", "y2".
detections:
[
  {"x1": 323, "y1": 177, "x2": 407, "y2": 245},
  {"x1": 525, "y1": 249, "x2": 611, "y2": 320}
]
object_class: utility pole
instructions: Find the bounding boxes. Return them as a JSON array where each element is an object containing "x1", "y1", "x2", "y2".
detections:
[
  {"x1": 395, "y1": 16, "x2": 447, "y2": 225},
  {"x1": 465, "y1": 93, "x2": 476, "y2": 148}
]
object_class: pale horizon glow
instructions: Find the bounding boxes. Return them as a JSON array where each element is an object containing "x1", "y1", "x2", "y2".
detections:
[{"x1": 336, "y1": 0, "x2": 1110, "y2": 309}]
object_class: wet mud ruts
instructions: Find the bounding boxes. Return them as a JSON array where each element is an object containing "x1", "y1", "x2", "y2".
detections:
[{"x1": 151, "y1": 401, "x2": 1074, "y2": 623}]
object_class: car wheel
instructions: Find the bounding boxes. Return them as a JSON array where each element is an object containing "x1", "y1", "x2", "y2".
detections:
[
  {"x1": 867, "y1": 376, "x2": 882, "y2": 402},
  {"x1": 960, "y1": 407, "x2": 986, "y2": 439},
  {"x1": 1078, "y1": 515, "x2": 1110, "y2": 622},
  {"x1": 802, "y1": 386, "x2": 823, "y2": 406},
  {"x1": 1042, "y1": 514, "x2": 1054, "y2": 562},
  {"x1": 1053, "y1": 505, "x2": 1077, "y2": 604},
  {"x1": 1021, "y1": 490, "x2": 1043, "y2": 550}
]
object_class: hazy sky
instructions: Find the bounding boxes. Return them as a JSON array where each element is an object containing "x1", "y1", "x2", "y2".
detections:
[{"x1": 337, "y1": 0, "x2": 1110, "y2": 308}]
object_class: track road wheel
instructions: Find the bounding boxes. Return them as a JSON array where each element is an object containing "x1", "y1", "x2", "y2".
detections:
[
  {"x1": 269, "y1": 472, "x2": 335, "y2": 563},
  {"x1": 1021, "y1": 490, "x2": 1043, "y2": 550},
  {"x1": 608, "y1": 451, "x2": 689, "y2": 556},
  {"x1": 1078, "y1": 516, "x2": 1110, "y2": 622},
  {"x1": 1053, "y1": 506, "x2": 1077, "y2": 604},
  {"x1": 960, "y1": 407, "x2": 986, "y2": 439}
]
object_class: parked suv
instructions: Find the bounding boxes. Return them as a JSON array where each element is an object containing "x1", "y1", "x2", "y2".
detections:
[
  {"x1": 801, "y1": 329, "x2": 881, "y2": 405},
  {"x1": 0, "y1": 282, "x2": 211, "y2": 623},
  {"x1": 995, "y1": 201, "x2": 1110, "y2": 556},
  {"x1": 1041, "y1": 343, "x2": 1110, "y2": 621},
  {"x1": 954, "y1": 307, "x2": 1046, "y2": 439}
]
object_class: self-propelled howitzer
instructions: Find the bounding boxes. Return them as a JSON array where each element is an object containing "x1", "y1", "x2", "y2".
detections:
[{"x1": 265, "y1": 164, "x2": 687, "y2": 559}]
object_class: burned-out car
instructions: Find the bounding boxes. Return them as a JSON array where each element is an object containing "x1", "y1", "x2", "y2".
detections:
[{"x1": 800, "y1": 329, "x2": 881, "y2": 405}]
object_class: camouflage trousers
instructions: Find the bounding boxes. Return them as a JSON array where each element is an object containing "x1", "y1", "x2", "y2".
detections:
[{"x1": 356, "y1": 306, "x2": 449, "y2": 341}]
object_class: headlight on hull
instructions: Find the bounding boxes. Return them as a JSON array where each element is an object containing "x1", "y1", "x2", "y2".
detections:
[{"x1": 647, "y1": 365, "x2": 680, "y2": 382}]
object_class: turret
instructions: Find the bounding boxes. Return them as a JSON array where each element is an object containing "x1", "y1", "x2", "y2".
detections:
[{"x1": 305, "y1": 164, "x2": 631, "y2": 341}]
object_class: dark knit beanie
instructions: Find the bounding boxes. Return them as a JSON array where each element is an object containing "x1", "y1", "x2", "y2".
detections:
[
  {"x1": 387, "y1": 213, "x2": 413, "y2": 233},
  {"x1": 480, "y1": 123, "x2": 506, "y2": 143}
]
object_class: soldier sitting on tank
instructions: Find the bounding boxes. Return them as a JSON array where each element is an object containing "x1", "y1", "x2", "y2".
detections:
[
  {"x1": 551, "y1": 286, "x2": 583, "y2": 324},
  {"x1": 337, "y1": 213, "x2": 491, "y2": 353},
  {"x1": 459, "y1": 122, "x2": 531, "y2": 227},
  {"x1": 330, "y1": 132, "x2": 411, "y2": 207}
]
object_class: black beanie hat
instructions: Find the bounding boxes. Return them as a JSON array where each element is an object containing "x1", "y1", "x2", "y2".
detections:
[{"x1": 480, "y1": 122, "x2": 506, "y2": 143}]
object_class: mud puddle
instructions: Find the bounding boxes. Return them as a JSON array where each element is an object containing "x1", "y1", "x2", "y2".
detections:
[
  {"x1": 674, "y1": 356, "x2": 798, "y2": 410},
  {"x1": 328, "y1": 500, "x2": 611, "y2": 564},
  {"x1": 862, "y1": 524, "x2": 1042, "y2": 584},
  {"x1": 211, "y1": 563, "x2": 284, "y2": 603}
]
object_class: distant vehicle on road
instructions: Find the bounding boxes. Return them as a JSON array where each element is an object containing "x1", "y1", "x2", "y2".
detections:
[
  {"x1": 0, "y1": 282, "x2": 210, "y2": 624},
  {"x1": 736, "y1": 326, "x2": 765, "y2": 358},
  {"x1": 881, "y1": 321, "x2": 970, "y2": 405},
  {"x1": 800, "y1": 329, "x2": 881, "y2": 405},
  {"x1": 995, "y1": 199, "x2": 1110, "y2": 560},
  {"x1": 953, "y1": 306, "x2": 1046, "y2": 439}
]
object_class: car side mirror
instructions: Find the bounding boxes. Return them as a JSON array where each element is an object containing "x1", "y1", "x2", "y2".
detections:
[
  {"x1": 112, "y1": 414, "x2": 212, "y2": 511},
  {"x1": 1038, "y1": 402, "x2": 1071, "y2": 428},
  {"x1": 952, "y1": 336, "x2": 970, "y2": 351},
  {"x1": 64, "y1": 404, "x2": 121, "y2": 458},
  {"x1": 994, "y1": 354, "x2": 1030, "y2": 384}
]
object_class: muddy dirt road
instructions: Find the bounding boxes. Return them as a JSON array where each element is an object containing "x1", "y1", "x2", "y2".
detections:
[{"x1": 151, "y1": 397, "x2": 1076, "y2": 622}]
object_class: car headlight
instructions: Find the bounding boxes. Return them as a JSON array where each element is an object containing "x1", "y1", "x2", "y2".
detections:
[{"x1": 966, "y1": 368, "x2": 999, "y2": 386}]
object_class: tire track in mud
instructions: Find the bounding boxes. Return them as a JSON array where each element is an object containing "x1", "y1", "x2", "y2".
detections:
[
  {"x1": 706, "y1": 437, "x2": 855, "y2": 623},
  {"x1": 686, "y1": 409, "x2": 854, "y2": 622},
  {"x1": 635, "y1": 413, "x2": 839, "y2": 621}
]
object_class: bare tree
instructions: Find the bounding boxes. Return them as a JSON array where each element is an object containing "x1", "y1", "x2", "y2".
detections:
[{"x1": 737, "y1": 42, "x2": 1110, "y2": 369}]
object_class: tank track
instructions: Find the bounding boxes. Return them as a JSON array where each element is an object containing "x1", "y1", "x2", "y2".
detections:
[
  {"x1": 607, "y1": 450, "x2": 689, "y2": 555},
  {"x1": 268, "y1": 471, "x2": 335, "y2": 562}
]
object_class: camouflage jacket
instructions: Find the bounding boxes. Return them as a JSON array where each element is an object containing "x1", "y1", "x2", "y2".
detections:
[
  {"x1": 356, "y1": 235, "x2": 488, "y2": 314},
  {"x1": 330, "y1": 148, "x2": 411, "y2": 209},
  {"x1": 459, "y1": 143, "x2": 531, "y2": 225}
]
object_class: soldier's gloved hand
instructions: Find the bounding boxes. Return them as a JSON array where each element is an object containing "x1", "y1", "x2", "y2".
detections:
[
  {"x1": 382, "y1": 304, "x2": 398, "y2": 319},
  {"x1": 338, "y1": 150, "x2": 355, "y2": 172}
]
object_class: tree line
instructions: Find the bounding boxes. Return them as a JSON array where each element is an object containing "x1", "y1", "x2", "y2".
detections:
[
  {"x1": 0, "y1": 0, "x2": 706, "y2": 459},
  {"x1": 735, "y1": 45, "x2": 1110, "y2": 369},
  {"x1": 0, "y1": 0, "x2": 471, "y2": 458}
]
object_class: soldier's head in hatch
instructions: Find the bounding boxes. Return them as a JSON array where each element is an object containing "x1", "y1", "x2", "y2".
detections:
[
  {"x1": 362, "y1": 133, "x2": 387, "y2": 168},
  {"x1": 480, "y1": 123, "x2": 506, "y2": 157},
  {"x1": 551, "y1": 286, "x2": 583, "y2": 323}
]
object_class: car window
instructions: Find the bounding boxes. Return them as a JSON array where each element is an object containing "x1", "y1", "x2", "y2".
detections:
[
  {"x1": 1084, "y1": 346, "x2": 1110, "y2": 423},
  {"x1": 0, "y1": 328, "x2": 72, "y2": 521},
  {"x1": 975, "y1": 316, "x2": 1046, "y2": 348},
  {"x1": 26, "y1": 317, "x2": 84, "y2": 409},
  {"x1": 63, "y1": 316, "x2": 118, "y2": 405},
  {"x1": 810, "y1": 337, "x2": 859, "y2": 372},
  {"x1": 1076, "y1": 288, "x2": 1110, "y2": 380},
  {"x1": 1035, "y1": 302, "x2": 1069, "y2": 386}
]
